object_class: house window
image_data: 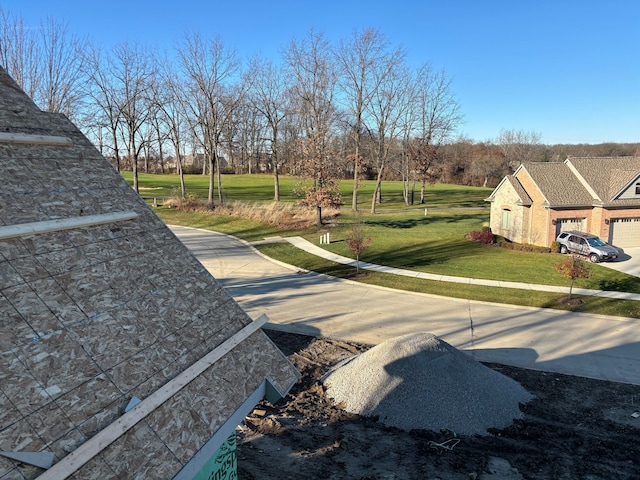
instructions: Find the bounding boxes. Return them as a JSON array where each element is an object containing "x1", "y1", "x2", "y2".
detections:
[
  {"x1": 636, "y1": 182, "x2": 640, "y2": 195},
  {"x1": 501, "y1": 209, "x2": 511, "y2": 229}
]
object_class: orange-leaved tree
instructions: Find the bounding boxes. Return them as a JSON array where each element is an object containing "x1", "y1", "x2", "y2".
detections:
[{"x1": 555, "y1": 255, "x2": 591, "y2": 300}]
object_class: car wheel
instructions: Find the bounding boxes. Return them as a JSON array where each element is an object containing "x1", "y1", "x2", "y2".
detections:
[
  {"x1": 560, "y1": 245, "x2": 568, "y2": 254},
  {"x1": 589, "y1": 253, "x2": 599, "y2": 263}
]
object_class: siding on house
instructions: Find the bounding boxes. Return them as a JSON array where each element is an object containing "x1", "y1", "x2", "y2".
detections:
[{"x1": 489, "y1": 177, "x2": 528, "y2": 244}]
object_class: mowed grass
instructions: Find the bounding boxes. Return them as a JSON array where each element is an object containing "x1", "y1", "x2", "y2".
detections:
[
  {"x1": 122, "y1": 172, "x2": 490, "y2": 209},
  {"x1": 131, "y1": 172, "x2": 640, "y2": 318},
  {"x1": 307, "y1": 209, "x2": 638, "y2": 290}
]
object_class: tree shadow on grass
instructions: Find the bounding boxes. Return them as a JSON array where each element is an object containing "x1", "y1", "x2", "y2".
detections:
[
  {"x1": 598, "y1": 277, "x2": 640, "y2": 294},
  {"x1": 364, "y1": 240, "x2": 480, "y2": 269},
  {"x1": 370, "y1": 213, "x2": 486, "y2": 230}
]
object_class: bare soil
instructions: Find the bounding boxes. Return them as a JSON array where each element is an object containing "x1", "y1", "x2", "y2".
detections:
[{"x1": 237, "y1": 330, "x2": 640, "y2": 480}]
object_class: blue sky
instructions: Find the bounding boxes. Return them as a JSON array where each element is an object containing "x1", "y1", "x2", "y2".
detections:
[{"x1": 3, "y1": 0, "x2": 640, "y2": 144}]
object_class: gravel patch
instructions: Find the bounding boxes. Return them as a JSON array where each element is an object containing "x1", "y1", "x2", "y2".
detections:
[{"x1": 322, "y1": 332, "x2": 533, "y2": 435}]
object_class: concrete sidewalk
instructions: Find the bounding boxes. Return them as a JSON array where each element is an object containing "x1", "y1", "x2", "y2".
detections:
[
  {"x1": 281, "y1": 236, "x2": 640, "y2": 301},
  {"x1": 170, "y1": 225, "x2": 640, "y2": 385}
]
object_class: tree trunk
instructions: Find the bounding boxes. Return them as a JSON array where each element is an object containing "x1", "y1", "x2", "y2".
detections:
[
  {"x1": 216, "y1": 152, "x2": 223, "y2": 204},
  {"x1": 132, "y1": 154, "x2": 139, "y2": 193},
  {"x1": 111, "y1": 126, "x2": 121, "y2": 172},
  {"x1": 569, "y1": 278, "x2": 575, "y2": 300},
  {"x1": 316, "y1": 205, "x2": 323, "y2": 226},
  {"x1": 351, "y1": 147, "x2": 359, "y2": 211},
  {"x1": 207, "y1": 154, "x2": 215, "y2": 206},
  {"x1": 370, "y1": 165, "x2": 384, "y2": 214},
  {"x1": 174, "y1": 144, "x2": 185, "y2": 198},
  {"x1": 420, "y1": 179, "x2": 426, "y2": 204},
  {"x1": 274, "y1": 162, "x2": 280, "y2": 201}
]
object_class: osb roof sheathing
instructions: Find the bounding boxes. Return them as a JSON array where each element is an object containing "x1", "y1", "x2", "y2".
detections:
[{"x1": 0, "y1": 67, "x2": 298, "y2": 480}]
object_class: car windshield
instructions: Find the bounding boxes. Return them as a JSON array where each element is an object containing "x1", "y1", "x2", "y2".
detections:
[{"x1": 587, "y1": 237, "x2": 606, "y2": 247}]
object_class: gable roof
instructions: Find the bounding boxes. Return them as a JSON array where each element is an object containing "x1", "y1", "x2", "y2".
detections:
[
  {"x1": 567, "y1": 156, "x2": 640, "y2": 206},
  {"x1": 0, "y1": 66, "x2": 298, "y2": 479},
  {"x1": 485, "y1": 175, "x2": 532, "y2": 206},
  {"x1": 518, "y1": 162, "x2": 594, "y2": 207}
]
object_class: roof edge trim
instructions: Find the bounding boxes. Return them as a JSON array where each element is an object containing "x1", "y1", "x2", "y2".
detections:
[
  {"x1": 0, "y1": 211, "x2": 138, "y2": 240},
  {"x1": 0, "y1": 132, "x2": 73, "y2": 146},
  {"x1": 36, "y1": 314, "x2": 270, "y2": 480}
]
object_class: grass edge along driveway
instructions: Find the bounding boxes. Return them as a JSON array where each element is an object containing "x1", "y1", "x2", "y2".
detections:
[
  {"x1": 255, "y1": 242, "x2": 640, "y2": 320},
  {"x1": 156, "y1": 208, "x2": 640, "y2": 320}
]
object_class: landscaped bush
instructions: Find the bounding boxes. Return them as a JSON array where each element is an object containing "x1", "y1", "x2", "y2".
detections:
[
  {"x1": 550, "y1": 240, "x2": 561, "y2": 253},
  {"x1": 466, "y1": 230, "x2": 495, "y2": 244},
  {"x1": 495, "y1": 236, "x2": 552, "y2": 253}
]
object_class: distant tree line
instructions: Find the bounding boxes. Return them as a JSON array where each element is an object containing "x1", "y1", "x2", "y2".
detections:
[{"x1": 2, "y1": 7, "x2": 637, "y2": 212}]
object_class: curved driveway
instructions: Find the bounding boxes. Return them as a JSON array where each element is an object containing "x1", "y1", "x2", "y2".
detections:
[{"x1": 170, "y1": 225, "x2": 640, "y2": 385}]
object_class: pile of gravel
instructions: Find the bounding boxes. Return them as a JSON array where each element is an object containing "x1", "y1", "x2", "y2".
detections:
[{"x1": 322, "y1": 333, "x2": 532, "y2": 435}]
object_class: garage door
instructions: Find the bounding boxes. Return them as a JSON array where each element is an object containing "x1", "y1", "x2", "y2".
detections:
[
  {"x1": 556, "y1": 218, "x2": 586, "y2": 237},
  {"x1": 610, "y1": 218, "x2": 640, "y2": 248}
]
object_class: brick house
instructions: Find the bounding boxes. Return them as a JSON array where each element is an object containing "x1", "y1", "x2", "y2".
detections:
[
  {"x1": 0, "y1": 66, "x2": 298, "y2": 479},
  {"x1": 485, "y1": 157, "x2": 640, "y2": 249}
]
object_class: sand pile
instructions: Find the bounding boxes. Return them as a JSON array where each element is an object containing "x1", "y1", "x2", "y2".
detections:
[{"x1": 322, "y1": 333, "x2": 532, "y2": 435}]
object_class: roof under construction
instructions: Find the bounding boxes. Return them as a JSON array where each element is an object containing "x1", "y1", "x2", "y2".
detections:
[{"x1": 0, "y1": 66, "x2": 298, "y2": 479}]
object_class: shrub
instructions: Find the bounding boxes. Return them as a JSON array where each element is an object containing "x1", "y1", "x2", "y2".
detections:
[
  {"x1": 494, "y1": 236, "x2": 552, "y2": 253},
  {"x1": 163, "y1": 193, "x2": 206, "y2": 211},
  {"x1": 550, "y1": 241, "x2": 561, "y2": 254},
  {"x1": 467, "y1": 230, "x2": 495, "y2": 244}
]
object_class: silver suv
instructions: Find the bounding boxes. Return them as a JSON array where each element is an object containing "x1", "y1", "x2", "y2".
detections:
[{"x1": 556, "y1": 231, "x2": 618, "y2": 263}]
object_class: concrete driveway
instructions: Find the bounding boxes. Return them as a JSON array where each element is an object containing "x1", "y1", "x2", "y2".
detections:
[
  {"x1": 601, "y1": 247, "x2": 640, "y2": 277},
  {"x1": 170, "y1": 225, "x2": 640, "y2": 385}
]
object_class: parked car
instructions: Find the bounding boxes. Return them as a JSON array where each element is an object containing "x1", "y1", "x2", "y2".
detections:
[{"x1": 556, "y1": 231, "x2": 619, "y2": 263}]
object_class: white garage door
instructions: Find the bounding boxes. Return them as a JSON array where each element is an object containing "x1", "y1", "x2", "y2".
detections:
[
  {"x1": 610, "y1": 218, "x2": 640, "y2": 248},
  {"x1": 556, "y1": 218, "x2": 586, "y2": 236}
]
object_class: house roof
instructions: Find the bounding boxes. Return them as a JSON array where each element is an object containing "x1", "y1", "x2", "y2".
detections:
[
  {"x1": 567, "y1": 156, "x2": 640, "y2": 206},
  {"x1": 518, "y1": 162, "x2": 595, "y2": 207},
  {"x1": 0, "y1": 67, "x2": 298, "y2": 480},
  {"x1": 485, "y1": 175, "x2": 532, "y2": 206}
]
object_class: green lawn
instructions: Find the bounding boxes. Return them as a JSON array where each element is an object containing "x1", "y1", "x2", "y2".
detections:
[
  {"x1": 129, "y1": 172, "x2": 640, "y2": 318},
  {"x1": 122, "y1": 172, "x2": 490, "y2": 209}
]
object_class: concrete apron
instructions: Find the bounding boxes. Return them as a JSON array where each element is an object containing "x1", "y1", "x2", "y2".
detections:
[{"x1": 171, "y1": 225, "x2": 640, "y2": 386}]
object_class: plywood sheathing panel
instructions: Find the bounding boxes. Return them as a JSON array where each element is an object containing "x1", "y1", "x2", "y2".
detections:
[
  {"x1": 99, "y1": 423, "x2": 182, "y2": 479},
  {"x1": 0, "y1": 66, "x2": 298, "y2": 480},
  {"x1": 0, "y1": 258, "x2": 23, "y2": 289}
]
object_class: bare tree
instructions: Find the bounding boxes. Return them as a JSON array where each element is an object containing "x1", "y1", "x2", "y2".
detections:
[
  {"x1": 285, "y1": 29, "x2": 341, "y2": 224},
  {"x1": 0, "y1": 7, "x2": 41, "y2": 100},
  {"x1": 82, "y1": 44, "x2": 123, "y2": 171},
  {"x1": 177, "y1": 32, "x2": 241, "y2": 206},
  {"x1": 367, "y1": 62, "x2": 412, "y2": 213},
  {"x1": 110, "y1": 42, "x2": 157, "y2": 192},
  {"x1": 0, "y1": 8, "x2": 84, "y2": 120},
  {"x1": 337, "y1": 28, "x2": 403, "y2": 211},
  {"x1": 37, "y1": 15, "x2": 84, "y2": 118},
  {"x1": 158, "y1": 68, "x2": 189, "y2": 197},
  {"x1": 408, "y1": 64, "x2": 463, "y2": 203},
  {"x1": 498, "y1": 129, "x2": 543, "y2": 170},
  {"x1": 248, "y1": 56, "x2": 290, "y2": 200}
]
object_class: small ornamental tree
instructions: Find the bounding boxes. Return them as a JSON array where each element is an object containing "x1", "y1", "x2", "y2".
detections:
[
  {"x1": 295, "y1": 133, "x2": 343, "y2": 226},
  {"x1": 345, "y1": 222, "x2": 372, "y2": 273},
  {"x1": 555, "y1": 255, "x2": 591, "y2": 300}
]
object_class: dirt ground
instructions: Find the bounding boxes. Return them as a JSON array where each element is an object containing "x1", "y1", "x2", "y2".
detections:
[{"x1": 236, "y1": 330, "x2": 640, "y2": 480}]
